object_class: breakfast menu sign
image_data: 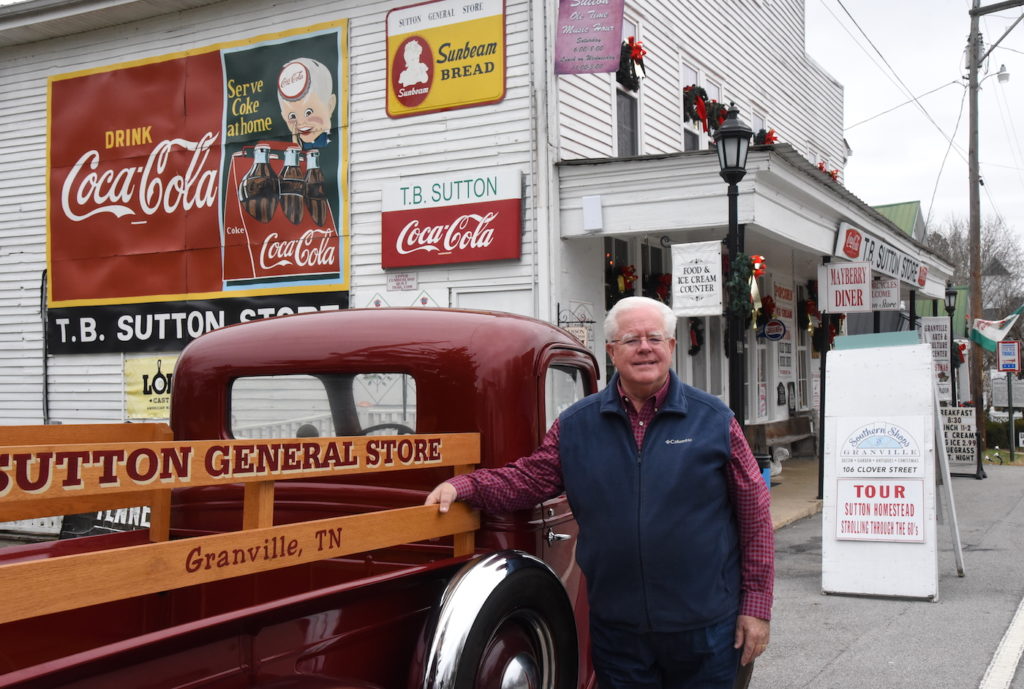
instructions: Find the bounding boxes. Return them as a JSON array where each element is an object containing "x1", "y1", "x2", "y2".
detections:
[{"x1": 46, "y1": 21, "x2": 349, "y2": 353}]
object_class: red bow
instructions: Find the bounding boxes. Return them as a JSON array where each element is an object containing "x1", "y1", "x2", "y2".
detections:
[{"x1": 627, "y1": 36, "x2": 646, "y2": 61}]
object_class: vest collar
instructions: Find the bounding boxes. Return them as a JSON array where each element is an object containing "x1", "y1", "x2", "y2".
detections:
[{"x1": 599, "y1": 371, "x2": 690, "y2": 417}]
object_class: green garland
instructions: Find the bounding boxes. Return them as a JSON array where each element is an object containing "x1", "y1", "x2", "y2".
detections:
[{"x1": 725, "y1": 253, "x2": 754, "y2": 321}]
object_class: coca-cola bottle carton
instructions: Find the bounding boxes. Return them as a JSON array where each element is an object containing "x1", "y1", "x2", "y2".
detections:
[{"x1": 222, "y1": 141, "x2": 340, "y2": 287}]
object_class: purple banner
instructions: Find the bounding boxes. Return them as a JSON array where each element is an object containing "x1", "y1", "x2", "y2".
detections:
[{"x1": 554, "y1": 0, "x2": 625, "y2": 75}]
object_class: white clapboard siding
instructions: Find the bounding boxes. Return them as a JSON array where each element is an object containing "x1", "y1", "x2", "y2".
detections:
[{"x1": 557, "y1": 0, "x2": 846, "y2": 171}]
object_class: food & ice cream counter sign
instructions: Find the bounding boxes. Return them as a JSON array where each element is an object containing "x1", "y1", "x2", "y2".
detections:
[
  {"x1": 834, "y1": 418, "x2": 925, "y2": 543},
  {"x1": 46, "y1": 21, "x2": 350, "y2": 354},
  {"x1": 381, "y1": 168, "x2": 522, "y2": 268},
  {"x1": 386, "y1": 0, "x2": 506, "y2": 118}
]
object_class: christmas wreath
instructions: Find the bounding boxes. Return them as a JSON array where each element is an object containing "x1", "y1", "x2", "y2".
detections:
[
  {"x1": 616, "y1": 37, "x2": 647, "y2": 92},
  {"x1": 688, "y1": 318, "x2": 704, "y2": 356},
  {"x1": 756, "y1": 295, "x2": 776, "y2": 329},
  {"x1": 682, "y1": 84, "x2": 728, "y2": 134},
  {"x1": 724, "y1": 252, "x2": 755, "y2": 323},
  {"x1": 643, "y1": 273, "x2": 672, "y2": 304},
  {"x1": 753, "y1": 128, "x2": 778, "y2": 145},
  {"x1": 605, "y1": 263, "x2": 638, "y2": 309}
]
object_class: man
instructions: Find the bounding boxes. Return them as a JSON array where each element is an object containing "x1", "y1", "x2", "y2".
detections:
[{"x1": 427, "y1": 296, "x2": 773, "y2": 689}]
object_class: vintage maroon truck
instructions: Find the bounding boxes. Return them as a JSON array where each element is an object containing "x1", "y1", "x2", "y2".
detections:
[{"x1": 0, "y1": 308, "x2": 601, "y2": 689}]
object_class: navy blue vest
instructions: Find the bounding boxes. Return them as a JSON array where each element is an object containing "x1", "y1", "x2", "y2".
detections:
[{"x1": 558, "y1": 371, "x2": 741, "y2": 631}]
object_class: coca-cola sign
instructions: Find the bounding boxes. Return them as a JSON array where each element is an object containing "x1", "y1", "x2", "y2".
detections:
[
  {"x1": 381, "y1": 169, "x2": 522, "y2": 268},
  {"x1": 47, "y1": 21, "x2": 349, "y2": 347}
]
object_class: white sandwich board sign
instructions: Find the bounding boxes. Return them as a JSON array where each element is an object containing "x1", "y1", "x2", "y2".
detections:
[{"x1": 823, "y1": 342, "x2": 962, "y2": 600}]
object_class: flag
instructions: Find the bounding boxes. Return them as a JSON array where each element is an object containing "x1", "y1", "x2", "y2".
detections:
[{"x1": 970, "y1": 305, "x2": 1024, "y2": 351}]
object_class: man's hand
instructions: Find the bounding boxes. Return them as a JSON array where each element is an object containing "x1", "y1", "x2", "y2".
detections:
[
  {"x1": 734, "y1": 614, "x2": 770, "y2": 666},
  {"x1": 425, "y1": 481, "x2": 458, "y2": 513}
]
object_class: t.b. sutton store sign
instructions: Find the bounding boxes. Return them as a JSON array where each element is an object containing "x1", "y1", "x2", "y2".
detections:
[{"x1": 381, "y1": 168, "x2": 522, "y2": 268}]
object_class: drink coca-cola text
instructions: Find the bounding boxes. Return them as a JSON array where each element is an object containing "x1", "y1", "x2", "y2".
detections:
[
  {"x1": 60, "y1": 132, "x2": 219, "y2": 222},
  {"x1": 395, "y1": 212, "x2": 498, "y2": 255}
]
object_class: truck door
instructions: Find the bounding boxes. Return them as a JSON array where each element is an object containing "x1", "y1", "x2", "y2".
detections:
[{"x1": 536, "y1": 355, "x2": 595, "y2": 685}]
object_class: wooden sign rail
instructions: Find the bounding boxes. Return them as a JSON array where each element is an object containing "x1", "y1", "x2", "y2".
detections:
[{"x1": 0, "y1": 423, "x2": 480, "y2": 625}]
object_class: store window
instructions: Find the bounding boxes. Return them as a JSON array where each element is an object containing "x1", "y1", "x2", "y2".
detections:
[
  {"x1": 616, "y1": 17, "x2": 640, "y2": 157},
  {"x1": 681, "y1": 64, "x2": 701, "y2": 151}
]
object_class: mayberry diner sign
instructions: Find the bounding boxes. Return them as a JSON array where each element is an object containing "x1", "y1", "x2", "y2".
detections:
[{"x1": 381, "y1": 168, "x2": 522, "y2": 268}]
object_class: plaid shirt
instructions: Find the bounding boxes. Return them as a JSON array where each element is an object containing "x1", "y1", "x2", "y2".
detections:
[{"x1": 449, "y1": 378, "x2": 774, "y2": 621}]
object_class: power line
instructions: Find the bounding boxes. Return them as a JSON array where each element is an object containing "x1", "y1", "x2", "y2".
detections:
[
  {"x1": 845, "y1": 81, "x2": 961, "y2": 130},
  {"x1": 828, "y1": 0, "x2": 968, "y2": 164}
]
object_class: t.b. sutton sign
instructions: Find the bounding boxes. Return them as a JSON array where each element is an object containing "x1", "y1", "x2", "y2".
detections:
[{"x1": 381, "y1": 168, "x2": 522, "y2": 268}]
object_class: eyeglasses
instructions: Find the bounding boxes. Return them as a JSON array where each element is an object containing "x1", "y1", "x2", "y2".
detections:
[{"x1": 610, "y1": 333, "x2": 669, "y2": 349}]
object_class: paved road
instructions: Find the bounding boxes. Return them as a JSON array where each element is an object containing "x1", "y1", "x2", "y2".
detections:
[{"x1": 753, "y1": 464, "x2": 1024, "y2": 689}]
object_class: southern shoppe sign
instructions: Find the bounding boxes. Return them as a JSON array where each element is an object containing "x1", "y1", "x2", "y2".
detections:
[
  {"x1": 381, "y1": 169, "x2": 522, "y2": 268},
  {"x1": 46, "y1": 21, "x2": 350, "y2": 354}
]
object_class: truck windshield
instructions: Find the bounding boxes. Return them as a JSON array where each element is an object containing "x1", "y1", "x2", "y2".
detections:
[{"x1": 230, "y1": 373, "x2": 417, "y2": 438}]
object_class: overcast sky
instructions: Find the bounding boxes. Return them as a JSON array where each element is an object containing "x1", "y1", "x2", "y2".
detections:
[{"x1": 804, "y1": 0, "x2": 1024, "y2": 241}]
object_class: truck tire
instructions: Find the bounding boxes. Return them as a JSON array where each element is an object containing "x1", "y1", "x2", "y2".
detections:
[{"x1": 422, "y1": 551, "x2": 578, "y2": 689}]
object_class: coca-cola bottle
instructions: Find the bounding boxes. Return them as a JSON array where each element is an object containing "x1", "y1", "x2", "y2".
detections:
[
  {"x1": 304, "y1": 149, "x2": 329, "y2": 227},
  {"x1": 239, "y1": 143, "x2": 279, "y2": 224},
  {"x1": 279, "y1": 146, "x2": 306, "y2": 225}
]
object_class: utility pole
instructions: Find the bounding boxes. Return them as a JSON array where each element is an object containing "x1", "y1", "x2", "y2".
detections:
[{"x1": 967, "y1": 0, "x2": 1024, "y2": 478}]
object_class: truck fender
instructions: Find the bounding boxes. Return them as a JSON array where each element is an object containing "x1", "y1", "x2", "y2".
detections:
[{"x1": 420, "y1": 550, "x2": 578, "y2": 689}]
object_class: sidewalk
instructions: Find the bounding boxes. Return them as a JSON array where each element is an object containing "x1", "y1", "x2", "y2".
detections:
[
  {"x1": 755, "y1": 462, "x2": 1024, "y2": 689},
  {"x1": 769, "y1": 455, "x2": 823, "y2": 530}
]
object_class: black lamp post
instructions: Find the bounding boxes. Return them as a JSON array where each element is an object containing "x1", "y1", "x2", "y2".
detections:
[
  {"x1": 716, "y1": 104, "x2": 752, "y2": 428},
  {"x1": 944, "y1": 283, "x2": 959, "y2": 406}
]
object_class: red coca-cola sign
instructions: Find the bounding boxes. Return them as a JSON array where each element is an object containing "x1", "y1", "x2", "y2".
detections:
[
  {"x1": 841, "y1": 227, "x2": 863, "y2": 259},
  {"x1": 381, "y1": 170, "x2": 522, "y2": 269}
]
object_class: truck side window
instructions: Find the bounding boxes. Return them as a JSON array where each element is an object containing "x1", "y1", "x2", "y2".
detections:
[
  {"x1": 231, "y1": 373, "x2": 416, "y2": 438},
  {"x1": 545, "y1": 365, "x2": 587, "y2": 428}
]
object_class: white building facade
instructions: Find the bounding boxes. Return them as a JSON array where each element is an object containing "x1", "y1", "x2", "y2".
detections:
[{"x1": 0, "y1": 0, "x2": 951, "y2": 436}]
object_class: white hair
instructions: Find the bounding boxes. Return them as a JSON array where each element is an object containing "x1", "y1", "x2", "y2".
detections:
[{"x1": 604, "y1": 296, "x2": 677, "y2": 341}]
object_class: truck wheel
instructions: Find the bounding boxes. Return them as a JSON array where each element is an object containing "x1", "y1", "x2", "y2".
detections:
[
  {"x1": 453, "y1": 566, "x2": 576, "y2": 689},
  {"x1": 421, "y1": 552, "x2": 578, "y2": 689}
]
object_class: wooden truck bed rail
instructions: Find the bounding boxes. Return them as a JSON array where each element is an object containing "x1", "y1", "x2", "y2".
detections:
[{"x1": 0, "y1": 423, "x2": 480, "y2": 625}]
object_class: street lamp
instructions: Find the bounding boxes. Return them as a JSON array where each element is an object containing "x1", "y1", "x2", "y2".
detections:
[
  {"x1": 716, "y1": 104, "x2": 753, "y2": 427},
  {"x1": 945, "y1": 283, "x2": 959, "y2": 406}
]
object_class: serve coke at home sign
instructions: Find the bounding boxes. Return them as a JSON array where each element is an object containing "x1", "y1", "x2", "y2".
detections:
[{"x1": 381, "y1": 168, "x2": 522, "y2": 269}]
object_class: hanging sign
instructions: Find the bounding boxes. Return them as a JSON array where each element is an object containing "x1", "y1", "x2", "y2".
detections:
[
  {"x1": 818, "y1": 261, "x2": 872, "y2": 314},
  {"x1": 919, "y1": 317, "x2": 951, "y2": 402},
  {"x1": 871, "y1": 278, "x2": 900, "y2": 311},
  {"x1": 772, "y1": 280, "x2": 795, "y2": 378},
  {"x1": 554, "y1": 0, "x2": 625, "y2": 75},
  {"x1": 670, "y1": 241, "x2": 722, "y2": 317}
]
